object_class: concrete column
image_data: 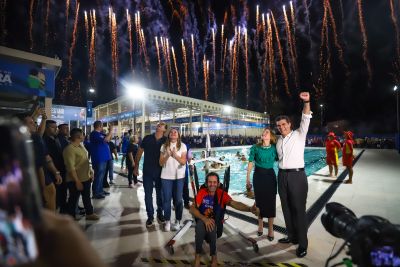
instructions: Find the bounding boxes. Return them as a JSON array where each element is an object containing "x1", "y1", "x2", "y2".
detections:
[
  {"x1": 141, "y1": 99, "x2": 145, "y2": 138},
  {"x1": 189, "y1": 108, "x2": 193, "y2": 137},
  {"x1": 117, "y1": 102, "x2": 122, "y2": 136},
  {"x1": 172, "y1": 109, "x2": 176, "y2": 124},
  {"x1": 200, "y1": 105, "x2": 203, "y2": 137},
  {"x1": 159, "y1": 112, "x2": 162, "y2": 123}
]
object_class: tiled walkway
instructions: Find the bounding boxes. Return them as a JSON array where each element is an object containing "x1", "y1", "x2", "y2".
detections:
[{"x1": 78, "y1": 149, "x2": 400, "y2": 266}]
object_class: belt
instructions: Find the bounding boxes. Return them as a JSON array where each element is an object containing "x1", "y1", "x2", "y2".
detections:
[{"x1": 279, "y1": 168, "x2": 304, "y2": 173}]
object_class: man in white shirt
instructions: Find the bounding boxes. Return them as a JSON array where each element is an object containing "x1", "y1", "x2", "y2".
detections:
[{"x1": 275, "y1": 92, "x2": 311, "y2": 258}]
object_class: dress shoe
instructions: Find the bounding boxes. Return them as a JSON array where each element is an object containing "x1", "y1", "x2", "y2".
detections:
[
  {"x1": 278, "y1": 237, "x2": 298, "y2": 244},
  {"x1": 296, "y1": 247, "x2": 307, "y2": 258}
]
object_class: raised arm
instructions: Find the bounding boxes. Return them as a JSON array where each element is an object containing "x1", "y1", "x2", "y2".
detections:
[{"x1": 298, "y1": 92, "x2": 312, "y2": 135}]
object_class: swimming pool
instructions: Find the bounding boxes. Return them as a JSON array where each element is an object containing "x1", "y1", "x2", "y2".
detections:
[
  {"x1": 191, "y1": 147, "x2": 333, "y2": 193},
  {"x1": 115, "y1": 146, "x2": 333, "y2": 193}
]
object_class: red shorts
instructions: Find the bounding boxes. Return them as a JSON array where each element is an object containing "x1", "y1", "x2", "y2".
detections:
[
  {"x1": 326, "y1": 152, "x2": 338, "y2": 165},
  {"x1": 342, "y1": 155, "x2": 353, "y2": 167}
]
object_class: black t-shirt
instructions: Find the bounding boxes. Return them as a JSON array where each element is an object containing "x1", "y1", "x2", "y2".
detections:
[
  {"x1": 140, "y1": 133, "x2": 166, "y2": 176},
  {"x1": 126, "y1": 143, "x2": 138, "y2": 165},
  {"x1": 108, "y1": 141, "x2": 116, "y2": 160},
  {"x1": 43, "y1": 135, "x2": 65, "y2": 175}
]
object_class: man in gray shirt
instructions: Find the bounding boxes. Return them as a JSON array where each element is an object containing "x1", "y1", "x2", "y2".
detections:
[{"x1": 275, "y1": 92, "x2": 311, "y2": 258}]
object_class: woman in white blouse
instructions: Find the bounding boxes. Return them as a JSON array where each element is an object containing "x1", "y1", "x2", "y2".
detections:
[{"x1": 159, "y1": 128, "x2": 187, "y2": 231}]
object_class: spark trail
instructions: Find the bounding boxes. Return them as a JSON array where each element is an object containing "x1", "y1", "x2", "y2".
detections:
[
  {"x1": 357, "y1": 0, "x2": 372, "y2": 87},
  {"x1": 44, "y1": 0, "x2": 50, "y2": 49},
  {"x1": 29, "y1": 0, "x2": 34, "y2": 51},
  {"x1": 191, "y1": 34, "x2": 197, "y2": 88},
  {"x1": 126, "y1": 9, "x2": 134, "y2": 73},
  {"x1": 155, "y1": 37, "x2": 162, "y2": 86},
  {"x1": 325, "y1": 0, "x2": 349, "y2": 78},
  {"x1": 283, "y1": 5, "x2": 299, "y2": 90},
  {"x1": 390, "y1": 0, "x2": 400, "y2": 60},
  {"x1": 171, "y1": 47, "x2": 182, "y2": 95},
  {"x1": 270, "y1": 12, "x2": 289, "y2": 95},
  {"x1": 181, "y1": 39, "x2": 189, "y2": 96},
  {"x1": 244, "y1": 28, "x2": 249, "y2": 108},
  {"x1": 68, "y1": 1, "x2": 80, "y2": 79}
]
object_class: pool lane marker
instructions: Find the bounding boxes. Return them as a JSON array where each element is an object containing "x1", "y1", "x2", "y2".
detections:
[{"x1": 140, "y1": 257, "x2": 308, "y2": 266}]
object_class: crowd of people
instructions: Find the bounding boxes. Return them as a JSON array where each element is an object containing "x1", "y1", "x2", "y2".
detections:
[{"x1": 9, "y1": 91, "x2": 362, "y2": 266}]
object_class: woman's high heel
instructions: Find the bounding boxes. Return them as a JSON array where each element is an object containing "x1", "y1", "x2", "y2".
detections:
[{"x1": 267, "y1": 235, "x2": 274, "y2": 241}]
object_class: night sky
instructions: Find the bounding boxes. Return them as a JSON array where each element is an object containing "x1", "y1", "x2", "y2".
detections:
[{"x1": 2, "y1": 0, "x2": 399, "y2": 134}]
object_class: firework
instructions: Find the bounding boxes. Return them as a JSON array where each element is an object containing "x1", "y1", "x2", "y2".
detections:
[
  {"x1": 390, "y1": 0, "x2": 400, "y2": 59},
  {"x1": 255, "y1": 5, "x2": 259, "y2": 46},
  {"x1": 267, "y1": 14, "x2": 276, "y2": 99},
  {"x1": 166, "y1": 39, "x2": 174, "y2": 92},
  {"x1": 326, "y1": 0, "x2": 349, "y2": 77},
  {"x1": 126, "y1": 9, "x2": 134, "y2": 73},
  {"x1": 181, "y1": 39, "x2": 189, "y2": 96},
  {"x1": 44, "y1": 0, "x2": 50, "y2": 50},
  {"x1": 155, "y1": 37, "x2": 162, "y2": 86},
  {"x1": 140, "y1": 28, "x2": 150, "y2": 74},
  {"x1": 357, "y1": 0, "x2": 372, "y2": 87},
  {"x1": 191, "y1": 34, "x2": 197, "y2": 88},
  {"x1": 84, "y1": 11, "x2": 89, "y2": 48},
  {"x1": 270, "y1": 12, "x2": 289, "y2": 95},
  {"x1": 283, "y1": 5, "x2": 298, "y2": 89},
  {"x1": 222, "y1": 38, "x2": 227, "y2": 100},
  {"x1": 68, "y1": 1, "x2": 80, "y2": 79},
  {"x1": 29, "y1": 0, "x2": 34, "y2": 51},
  {"x1": 171, "y1": 47, "x2": 182, "y2": 95},
  {"x1": 220, "y1": 24, "x2": 224, "y2": 71},
  {"x1": 244, "y1": 28, "x2": 249, "y2": 108},
  {"x1": 203, "y1": 56, "x2": 209, "y2": 101},
  {"x1": 212, "y1": 28, "x2": 216, "y2": 93}
]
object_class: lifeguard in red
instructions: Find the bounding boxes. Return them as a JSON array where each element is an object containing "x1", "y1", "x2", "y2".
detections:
[
  {"x1": 342, "y1": 131, "x2": 355, "y2": 184},
  {"x1": 325, "y1": 132, "x2": 341, "y2": 166}
]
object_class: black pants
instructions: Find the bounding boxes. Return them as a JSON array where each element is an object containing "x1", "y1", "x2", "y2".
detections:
[
  {"x1": 195, "y1": 219, "x2": 217, "y2": 256},
  {"x1": 127, "y1": 163, "x2": 137, "y2": 185},
  {"x1": 182, "y1": 172, "x2": 189, "y2": 205},
  {"x1": 278, "y1": 170, "x2": 308, "y2": 249},
  {"x1": 56, "y1": 177, "x2": 68, "y2": 214},
  {"x1": 67, "y1": 180, "x2": 94, "y2": 217}
]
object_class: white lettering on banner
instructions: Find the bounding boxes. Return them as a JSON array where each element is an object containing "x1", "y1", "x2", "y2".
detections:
[{"x1": 0, "y1": 71, "x2": 12, "y2": 85}]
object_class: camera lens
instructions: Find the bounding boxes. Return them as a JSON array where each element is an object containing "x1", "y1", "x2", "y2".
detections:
[{"x1": 321, "y1": 202, "x2": 358, "y2": 240}]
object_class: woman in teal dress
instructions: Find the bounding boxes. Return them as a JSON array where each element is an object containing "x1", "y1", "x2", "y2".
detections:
[{"x1": 246, "y1": 128, "x2": 277, "y2": 240}]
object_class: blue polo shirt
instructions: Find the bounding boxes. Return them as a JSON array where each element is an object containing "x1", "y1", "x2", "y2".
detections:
[
  {"x1": 90, "y1": 130, "x2": 111, "y2": 165},
  {"x1": 140, "y1": 133, "x2": 166, "y2": 176}
]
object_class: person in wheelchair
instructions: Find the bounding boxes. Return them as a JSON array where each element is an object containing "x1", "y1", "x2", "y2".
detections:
[{"x1": 189, "y1": 172, "x2": 260, "y2": 267}]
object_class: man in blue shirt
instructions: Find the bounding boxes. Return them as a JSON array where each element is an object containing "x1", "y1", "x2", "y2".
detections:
[
  {"x1": 90, "y1": 121, "x2": 113, "y2": 199},
  {"x1": 134, "y1": 122, "x2": 168, "y2": 227}
]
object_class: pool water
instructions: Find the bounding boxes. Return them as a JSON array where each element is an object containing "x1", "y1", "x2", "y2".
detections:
[
  {"x1": 114, "y1": 146, "x2": 334, "y2": 193},
  {"x1": 191, "y1": 147, "x2": 336, "y2": 193}
]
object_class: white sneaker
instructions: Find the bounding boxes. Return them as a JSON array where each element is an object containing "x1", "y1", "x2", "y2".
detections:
[
  {"x1": 171, "y1": 220, "x2": 181, "y2": 231},
  {"x1": 164, "y1": 220, "x2": 171, "y2": 232}
]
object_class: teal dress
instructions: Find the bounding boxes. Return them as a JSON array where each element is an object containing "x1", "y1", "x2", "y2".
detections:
[{"x1": 248, "y1": 144, "x2": 277, "y2": 218}]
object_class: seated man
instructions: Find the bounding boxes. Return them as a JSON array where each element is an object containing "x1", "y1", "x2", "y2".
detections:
[{"x1": 190, "y1": 172, "x2": 259, "y2": 267}]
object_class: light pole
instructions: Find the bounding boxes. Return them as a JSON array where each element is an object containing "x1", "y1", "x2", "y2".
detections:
[
  {"x1": 223, "y1": 105, "x2": 232, "y2": 136},
  {"x1": 86, "y1": 88, "x2": 95, "y2": 134},
  {"x1": 320, "y1": 104, "x2": 324, "y2": 133},
  {"x1": 127, "y1": 84, "x2": 144, "y2": 136},
  {"x1": 394, "y1": 86, "x2": 399, "y2": 153}
]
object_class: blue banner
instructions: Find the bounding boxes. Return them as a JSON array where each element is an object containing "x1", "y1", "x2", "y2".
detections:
[
  {"x1": 0, "y1": 58, "x2": 55, "y2": 97},
  {"x1": 86, "y1": 101, "x2": 93, "y2": 118}
]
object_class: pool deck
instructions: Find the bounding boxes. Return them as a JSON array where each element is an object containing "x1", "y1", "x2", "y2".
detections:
[{"x1": 79, "y1": 149, "x2": 400, "y2": 266}]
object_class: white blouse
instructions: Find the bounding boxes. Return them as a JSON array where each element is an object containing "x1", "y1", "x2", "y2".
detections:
[{"x1": 160, "y1": 142, "x2": 187, "y2": 180}]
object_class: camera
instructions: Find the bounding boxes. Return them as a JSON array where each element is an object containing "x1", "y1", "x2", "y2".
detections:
[{"x1": 322, "y1": 202, "x2": 400, "y2": 267}]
